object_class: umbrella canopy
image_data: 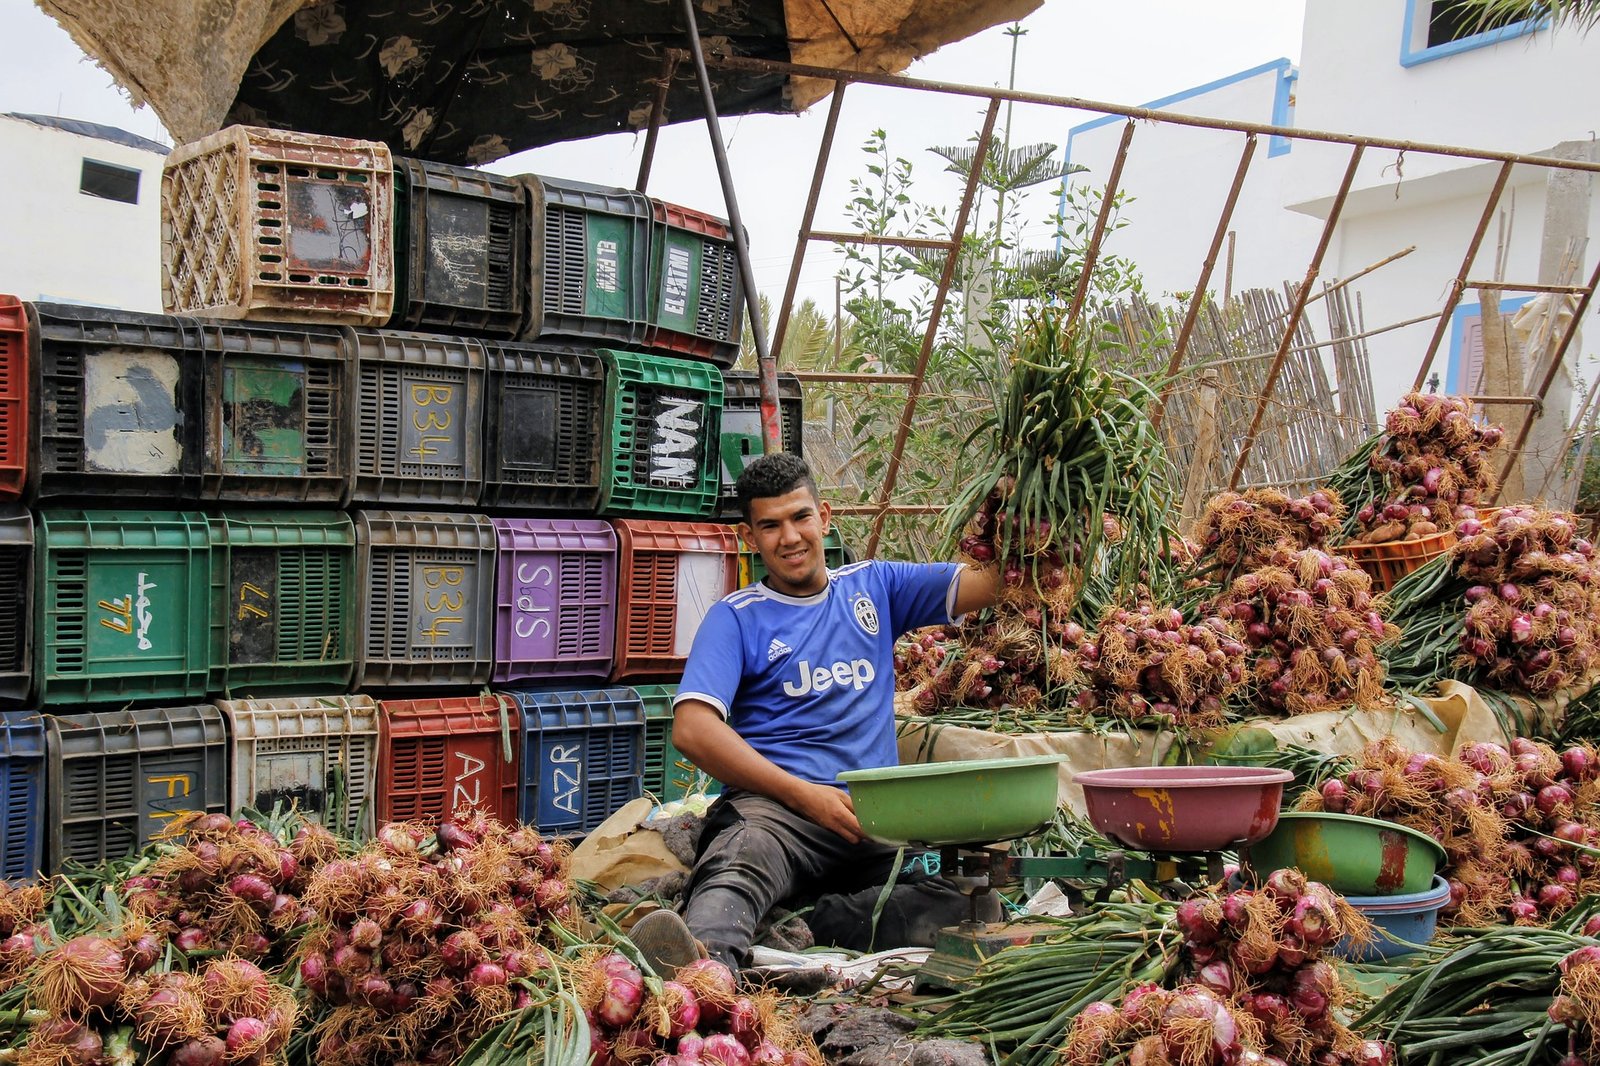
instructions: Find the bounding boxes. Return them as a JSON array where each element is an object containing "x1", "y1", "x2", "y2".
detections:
[{"x1": 38, "y1": 0, "x2": 1038, "y2": 164}]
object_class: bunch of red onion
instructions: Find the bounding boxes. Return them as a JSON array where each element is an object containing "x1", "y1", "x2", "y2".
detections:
[
  {"x1": 1355, "y1": 392, "x2": 1501, "y2": 543},
  {"x1": 1172, "y1": 872, "x2": 1387, "y2": 1066},
  {"x1": 1549, "y1": 943, "x2": 1600, "y2": 1065},
  {"x1": 1072, "y1": 603, "x2": 1247, "y2": 726},
  {"x1": 1470, "y1": 738, "x2": 1600, "y2": 924},
  {"x1": 1063, "y1": 982, "x2": 1272, "y2": 1066},
  {"x1": 1452, "y1": 506, "x2": 1600, "y2": 694},
  {"x1": 122, "y1": 812, "x2": 339, "y2": 964},
  {"x1": 578, "y1": 952, "x2": 819, "y2": 1066},
  {"x1": 1197, "y1": 489, "x2": 1345, "y2": 571},
  {"x1": 297, "y1": 812, "x2": 572, "y2": 1066},
  {"x1": 1211, "y1": 547, "x2": 1397, "y2": 715},
  {"x1": 0, "y1": 881, "x2": 47, "y2": 994},
  {"x1": 897, "y1": 605, "x2": 1088, "y2": 715}
]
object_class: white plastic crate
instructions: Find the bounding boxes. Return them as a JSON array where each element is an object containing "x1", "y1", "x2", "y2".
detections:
[{"x1": 216, "y1": 694, "x2": 378, "y2": 839}]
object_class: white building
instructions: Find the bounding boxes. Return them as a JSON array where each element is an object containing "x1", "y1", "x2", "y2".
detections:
[
  {"x1": 1064, "y1": 0, "x2": 1600, "y2": 416},
  {"x1": 0, "y1": 112, "x2": 166, "y2": 310}
]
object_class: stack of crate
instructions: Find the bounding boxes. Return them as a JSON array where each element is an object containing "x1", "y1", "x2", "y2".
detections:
[{"x1": 0, "y1": 125, "x2": 835, "y2": 882}]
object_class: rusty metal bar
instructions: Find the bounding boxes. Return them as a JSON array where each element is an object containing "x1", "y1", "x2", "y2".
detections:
[
  {"x1": 1151, "y1": 133, "x2": 1257, "y2": 432},
  {"x1": 1066, "y1": 120, "x2": 1136, "y2": 328},
  {"x1": 833, "y1": 504, "x2": 944, "y2": 515},
  {"x1": 1497, "y1": 254, "x2": 1600, "y2": 490},
  {"x1": 1468, "y1": 395, "x2": 1545, "y2": 406},
  {"x1": 866, "y1": 98, "x2": 1001, "y2": 558},
  {"x1": 634, "y1": 54, "x2": 680, "y2": 193},
  {"x1": 771, "y1": 82, "x2": 846, "y2": 365},
  {"x1": 1228, "y1": 144, "x2": 1366, "y2": 491},
  {"x1": 1463, "y1": 279, "x2": 1590, "y2": 295},
  {"x1": 790, "y1": 371, "x2": 917, "y2": 384},
  {"x1": 810, "y1": 231, "x2": 957, "y2": 250},
  {"x1": 1412, "y1": 160, "x2": 1515, "y2": 390},
  {"x1": 703, "y1": 53, "x2": 1600, "y2": 176}
]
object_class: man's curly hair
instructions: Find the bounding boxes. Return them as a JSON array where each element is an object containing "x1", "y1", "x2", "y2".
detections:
[{"x1": 734, "y1": 452, "x2": 818, "y2": 521}]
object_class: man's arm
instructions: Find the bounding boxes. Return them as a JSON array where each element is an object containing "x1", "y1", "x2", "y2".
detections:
[
  {"x1": 950, "y1": 561, "x2": 1001, "y2": 618},
  {"x1": 672, "y1": 700, "x2": 865, "y2": 844}
]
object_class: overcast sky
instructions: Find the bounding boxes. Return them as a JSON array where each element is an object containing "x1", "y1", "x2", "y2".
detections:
[{"x1": 1, "y1": 0, "x2": 1307, "y2": 308}]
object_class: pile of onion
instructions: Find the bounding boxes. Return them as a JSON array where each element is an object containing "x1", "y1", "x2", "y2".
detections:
[
  {"x1": 896, "y1": 600, "x2": 1087, "y2": 715},
  {"x1": 1209, "y1": 547, "x2": 1397, "y2": 715},
  {"x1": 121, "y1": 811, "x2": 339, "y2": 964},
  {"x1": 1354, "y1": 392, "x2": 1502, "y2": 543},
  {"x1": 1072, "y1": 602, "x2": 1247, "y2": 727},
  {"x1": 1196, "y1": 488, "x2": 1345, "y2": 573},
  {"x1": 576, "y1": 952, "x2": 820, "y2": 1065},
  {"x1": 1172, "y1": 872, "x2": 1386, "y2": 1066},
  {"x1": 1451, "y1": 505, "x2": 1600, "y2": 694},
  {"x1": 1548, "y1": 943, "x2": 1600, "y2": 1065},
  {"x1": 296, "y1": 811, "x2": 572, "y2": 1066},
  {"x1": 1062, "y1": 982, "x2": 1271, "y2": 1066},
  {"x1": 0, "y1": 881, "x2": 48, "y2": 993}
]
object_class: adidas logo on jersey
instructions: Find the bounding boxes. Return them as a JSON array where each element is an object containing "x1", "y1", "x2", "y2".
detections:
[{"x1": 767, "y1": 638, "x2": 792, "y2": 662}]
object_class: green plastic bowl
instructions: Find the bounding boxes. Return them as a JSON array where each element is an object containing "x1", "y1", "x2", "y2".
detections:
[
  {"x1": 837, "y1": 755, "x2": 1066, "y2": 847},
  {"x1": 1247, "y1": 812, "x2": 1446, "y2": 896}
]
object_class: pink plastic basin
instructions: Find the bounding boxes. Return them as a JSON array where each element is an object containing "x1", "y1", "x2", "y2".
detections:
[{"x1": 1075, "y1": 766, "x2": 1294, "y2": 853}]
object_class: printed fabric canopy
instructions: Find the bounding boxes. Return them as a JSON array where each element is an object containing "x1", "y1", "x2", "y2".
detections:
[{"x1": 38, "y1": 0, "x2": 1038, "y2": 164}]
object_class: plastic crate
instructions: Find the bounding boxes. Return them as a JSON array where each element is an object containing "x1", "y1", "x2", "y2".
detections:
[
  {"x1": 599, "y1": 349, "x2": 724, "y2": 518},
  {"x1": 27, "y1": 302, "x2": 205, "y2": 502},
  {"x1": 611, "y1": 520, "x2": 739, "y2": 681},
  {"x1": 162, "y1": 125, "x2": 394, "y2": 325},
  {"x1": 0, "y1": 295, "x2": 25, "y2": 501},
  {"x1": 506, "y1": 686, "x2": 644, "y2": 836},
  {"x1": 354, "y1": 511, "x2": 495, "y2": 687},
  {"x1": 347, "y1": 329, "x2": 485, "y2": 506},
  {"x1": 718, "y1": 371, "x2": 803, "y2": 519},
  {"x1": 376, "y1": 695, "x2": 521, "y2": 826},
  {"x1": 645, "y1": 200, "x2": 743, "y2": 368},
  {"x1": 635, "y1": 683, "x2": 720, "y2": 804},
  {"x1": 206, "y1": 511, "x2": 356, "y2": 695},
  {"x1": 393, "y1": 157, "x2": 528, "y2": 338},
  {"x1": 190, "y1": 319, "x2": 351, "y2": 503},
  {"x1": 739, "y1": 528, "x2": 848, "y2": 588},
  {"x1": 1340, "y1": 530, "x2": 1460, "y2": 594},
  {"x1": 0, "y1": 711, "x2": 45, "y2": 883},
  {"x1": 519, "y1": 175, "x2": 652, "y2": 346},
  {"x1": 45, "y1": 704, "x2": 228, "y2": 871},
  {"x1": 35, "y1": 510, "x2": 211, "y2": 706},
  {"x1": 492, "y1": 518, "x2": 616, "y2": 683},
  {"x1": 482, "y1": 342, "x2": 605, "y2": 511},
  {"x1": 0, "y1": 510, "x2": 31, "y2": 706},
  {"x1": 216, "y1": 694, "x2": 378, "y2": 838}
]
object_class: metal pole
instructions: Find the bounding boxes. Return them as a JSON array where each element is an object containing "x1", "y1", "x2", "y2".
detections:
[
  {"x1": 1412, "y1": 160, "x2": 1514, "y2": 390},
  {"x1": 1151, "y1": 134, "x2": 1257, "y2": 432},
  {"x1": 865, "y1": 99, "x2": 1002, "y2": 557},
  {"x1": 635, "y1": 54, "x2": 680, "y2": 193},
  {"x1": 1228, "y1": 144, "x2": 1366, "y2": 490},
  {"x1": 678, "y1": 0, "x2": 781, "y2": 452},
  {"x1": 1066, "y1": 120, "x2": 1136, "y2": 328},
  {"x1": 771, "y1": 83, "x2": 846, "y2": 363}
]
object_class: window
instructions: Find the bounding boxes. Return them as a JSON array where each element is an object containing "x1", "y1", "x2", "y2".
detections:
[
  {"x1": 1445, "y1": 297, "x2": 1533, "y2": 394},
  {"x1": 79, "y1": 159, "x2": 141, "y2": 204},
  {"x1": 1401, "y1": 0, "x2": 1543, "y2": 66}
]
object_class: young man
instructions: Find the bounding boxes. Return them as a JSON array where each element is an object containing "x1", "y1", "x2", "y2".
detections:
[{"x1": 631, "y1": 452, "x2": 999, "y2": 972}]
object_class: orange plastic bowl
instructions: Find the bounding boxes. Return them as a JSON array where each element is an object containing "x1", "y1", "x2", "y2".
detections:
[{"x1": 1075, "y1": 766, "x2": 1293, "y2": 853}]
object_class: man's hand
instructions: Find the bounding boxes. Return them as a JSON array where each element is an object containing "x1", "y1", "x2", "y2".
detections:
[{"x1": 787, "y1": 780, "x2": 864, "y2": 844}]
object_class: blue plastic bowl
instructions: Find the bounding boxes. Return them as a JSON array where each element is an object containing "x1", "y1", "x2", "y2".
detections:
[{"x1": 1335, "y1": 875, "x2": 1452, "y2": 962}]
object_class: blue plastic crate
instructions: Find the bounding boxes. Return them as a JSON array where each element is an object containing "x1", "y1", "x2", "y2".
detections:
[
  {"x1": 505, "y1": 686, "x2": 644, "y2": 836},
  {"x1": 0, "y1": 711, "x2": 46, "y2": 883}
]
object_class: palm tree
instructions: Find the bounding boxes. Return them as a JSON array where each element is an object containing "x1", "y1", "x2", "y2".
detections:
[
  {"x1": 1455, "y1": 0, "x2": 1600, "y2": 31},
  {"x1": 737, "y1": 295, "x2": 860, "y2": 421}
]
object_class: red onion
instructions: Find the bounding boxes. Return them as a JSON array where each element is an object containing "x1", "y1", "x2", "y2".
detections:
[
  {"x1": 597, "y1": 958, "x2": 644, "y2": 1028},
  {"x1": 299, "y1": 953, "x2": 328, "y2": 995},
  {"x1": 225, "y1": 1017, "x2": 269, "y2": 1056},
  {"x1": 174, "y1": 927, "x2": 209, "y2": 953},
  {"x1": 1175, "y1": 899, "x2": 1220, "y2": 945},
  {"x1": 702, "y1": 1034, "x2": 753, "y2": 1066},
  {"x1": 1508, "y1": 896, "x2": 1540, "y2": 922},
  {"x1": 727, "y1": 995, "x2": 761, "y2": 1045},
  {"x1": 1539, "y1": 883, "x2": 1574, "y2": 911},
  {"x1": 1537, "y1": 784, "x2": 1576, "y2": 814},
  {"x1": 1196, "y1": 960, "x2": 1233, "y2": 997},
  {"x1": 749, "y1": 1043, "x2": 788, "y2": 1065},
  {"x1": 662, "y1": 980, "x2": 701, "y2": 1038},
  {"x1": 1289, "y1": 961, "x2": 1335, "y2": 1020},
  {"x1": 468, "y1": 962, "x2": 507, "y2": 989},
  {"x1": 40, "y1": 935, "x2": 127, "y2": 1012},
  {"x1": 1560, "y1": 945, "x2": 1600, "y2": 973},
  {"x1": 169, "y1": 1036, "x2": 226, "y2": 1066}
]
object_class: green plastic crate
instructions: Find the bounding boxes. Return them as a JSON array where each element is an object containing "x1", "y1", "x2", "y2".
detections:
[
  {"x1": 634, "y1": 683, "x2": 719, "y2": 803},
  {"x1": 599, "y1": 350, "x2": 723, "y2": 518},
  {"x1": 206, "y1": 511, "x2": 357, "y2": 695},
  {"x1": 738, "y1": 528, "x2": 848, "y2": 588},
  {"x1": 35, "y1": 511, "x2": 211, "y2": 706}
]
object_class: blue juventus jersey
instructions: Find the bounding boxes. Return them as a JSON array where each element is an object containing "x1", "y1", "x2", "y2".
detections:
[{"x1": 675, "y1": 559, "x2": 963, "y2": 787}]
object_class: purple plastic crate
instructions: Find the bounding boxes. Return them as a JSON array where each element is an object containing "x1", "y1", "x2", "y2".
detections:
[{"x1": 492, "y1": 518, "x2": 617, "y2": 682}]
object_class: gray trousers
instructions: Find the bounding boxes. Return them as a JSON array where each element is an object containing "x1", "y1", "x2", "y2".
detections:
[{"x1": 681, "y1": 790, "x2": 970, "y2": 969}]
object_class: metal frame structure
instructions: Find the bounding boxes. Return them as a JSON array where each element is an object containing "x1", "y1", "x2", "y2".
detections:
[{"x1": 647, "y1": 43, "x2": 1600, "y2": 556}]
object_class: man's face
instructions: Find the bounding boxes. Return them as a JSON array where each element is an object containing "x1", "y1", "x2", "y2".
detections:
[{"x1": 739, "y1": 486, "x2": 833, "y2": 597}]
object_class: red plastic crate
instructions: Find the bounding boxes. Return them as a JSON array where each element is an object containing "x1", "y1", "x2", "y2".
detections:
[
  {"x1": 611, "y1": 520, "x2": 738, "y2": 681},
  {"x1": 0, "y1": 297, "x2": 26, "y2": 501},
  {"x1": 376, "y1": 695, "x2": 520, "y2": 827}
]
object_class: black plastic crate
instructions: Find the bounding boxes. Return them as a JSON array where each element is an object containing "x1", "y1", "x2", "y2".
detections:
[
  {"x1": 519, "y1": 175, "x2": 652, "y2": 347},
  {"x1": 189, "y1": 318, "x2": 351, "y2": 503},
  {"x1": 482, "y1": 341, "x2": 604, "y2": 511},
  {"x1": 27, "y1": 302, "x2": 204, "y2": 502},
  {"x1": 717, "y1": 371, "x2": 803, "y2": 519},
  {"x1": 45, "y1": 704, "x2": 228, "y2": 871},
  {"x1": 347, "y1": 328, "x2": 486, "y2": 506},
  {"x1": 393, "y1": 157, "x2": 529, "y2": 338},
  {"x1": 0, "y1": 509, "x2": 30, "y2": 706}
]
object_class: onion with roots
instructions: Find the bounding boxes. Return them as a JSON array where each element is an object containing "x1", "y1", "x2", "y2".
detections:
[{"x1": 36, "y1": 935, "x2": 128, "y2": 1014}]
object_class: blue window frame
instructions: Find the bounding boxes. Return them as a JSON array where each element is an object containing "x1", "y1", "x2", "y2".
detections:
[
  {"x1": 1401, "y1": 0, "x2": 1543, "y2": 67},
  {"x1": 1444, "y1": 296, "x2": 1534, "y2": 394}
]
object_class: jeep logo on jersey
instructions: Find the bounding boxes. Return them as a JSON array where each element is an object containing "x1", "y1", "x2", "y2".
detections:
[
  {"x1": 852, "y1": 593, "x2": 880, "y2": 635},
  {"x1": 782, "y1": 658, "x2": 876, "y2": 697},
  {"x1": 649, "y1": 394, "x2": 704, "y2": 487}
]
